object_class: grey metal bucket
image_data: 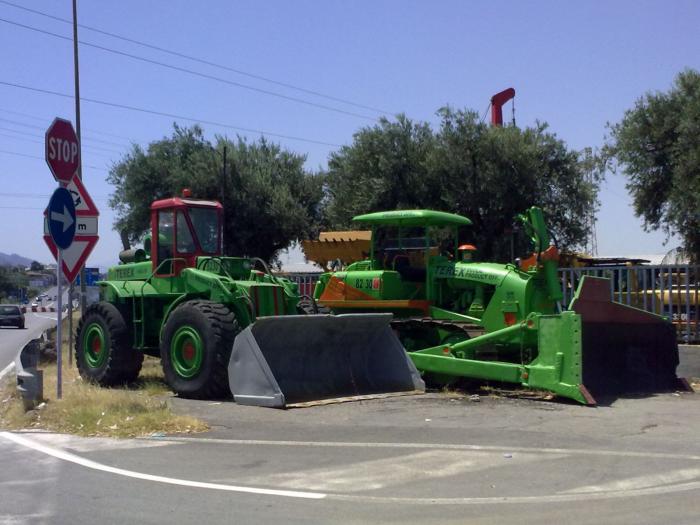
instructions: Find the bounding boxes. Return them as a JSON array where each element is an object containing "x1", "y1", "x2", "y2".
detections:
[{"x1": 229, "y1": 314, "x2": 425, "y2": 408}]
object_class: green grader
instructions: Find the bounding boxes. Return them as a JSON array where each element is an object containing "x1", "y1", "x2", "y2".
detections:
[
  {"x1": 312, "y1": 207, "x2": 687, "y2": 404},
  {"x1": 75, "y1": 194, "x2": 423, "y2": 407}
]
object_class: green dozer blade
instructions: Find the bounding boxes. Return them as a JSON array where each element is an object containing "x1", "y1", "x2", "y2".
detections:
[
  {"x1": 569, "y1": 275, "x2": 688, "y2": 402},
  {"x1": 228, "y1": 313, "x2": 425, "y2": 408},
  {"x1": 408, "y1": 276, "x2": 688, "y2": 405}
]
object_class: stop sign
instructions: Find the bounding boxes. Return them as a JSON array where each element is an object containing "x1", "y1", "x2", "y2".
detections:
[{"x1": 45, "y1": 117, "x2": 80, "y2": 184}]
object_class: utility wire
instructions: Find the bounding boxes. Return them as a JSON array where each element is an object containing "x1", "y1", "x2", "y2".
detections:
[
  {"x1": 0, "y1": 148, "x2": 108, "y2": 171},
  {"x1": 0, "y1": 191, "x2": 109, "y2": 200},
  {"x1": 0, "y1": 206, "x2": 46, "y2": 210},
  {"x1": 0, "y1": 121, "x2": 127, "y2": 152},
  {"x1": 0, "y1": 130, "x2": 119, "y2": 157},
  {"x1": 479, "y1": 102, "x2": 491, "y2": 124},
  {"x1": 0, "y1": 0, "x2": 394, "y2": 116},
  {"x1": 0, "y1": 80, "x2": 343, "y2": 147},
  {"x1": 0, "y1": 116, "x2": 129, "y2": 147},
  {"x1": 0, "y1": 107, "x2": 135, "y2": 142},
  {"x1": 0, "y1": 16, "x2": 377, "y2": 121}
]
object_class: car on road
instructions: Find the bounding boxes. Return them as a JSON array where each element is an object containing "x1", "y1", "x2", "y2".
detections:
[{"x1": 0, "y1": 304, "x2": 25, "y2": 329}]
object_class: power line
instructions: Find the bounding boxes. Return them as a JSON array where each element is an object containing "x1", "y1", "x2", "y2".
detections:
[
  {"x1": 0, "y1": 16, "x2": 377, "y2": 121},
  {"x1": 0, "y1": 122, "x2": 125, "y2": 154},
  {"x1": 0, "y1": 115, "x2": 129, "y2": 148},
  {"x1": 0, "y1": 130, "x2": 118, "y2": 158},
  {"x1": 479, "y1": 102, "x2": 491, "y2": 124},
  {"x1": 0, "y1": 191, "x2": 109, "y2": 200},
  {"x1": 0, "y1": 80, "x2": 343, "y2": 147},
  {"x1": 0, "y1": 148, "x2": 108, "y2": 171},
  {"x1": 0, "y1": 107, "x2": 134, "y2": 142},
  {"x1": 0, "y1": 0, "x2": 394, "y2": 116}
]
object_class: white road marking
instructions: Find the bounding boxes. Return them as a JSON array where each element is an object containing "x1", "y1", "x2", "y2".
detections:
[
  {"x1": 0, "y1": 512, "x2": 52, "y2": 523},
  {"x1": 3, "y1": 432, "x2": 700, "y2": 505},
  {"x1": 151, "y1": 436, "x2": 700, "y2": 461},
  {"x1": 33, "y1": 313, "x2": 59, "y2": 321},
  {"x1": 0, "y1": 362, "x2": 14, "y2": 381},
  {"x1": 0, "y1": 432, "x2": 326, "y2": 500},
  {"x1": 326, "y1": 481, "x2": 700, "y2": 505},
  {"x1": 26, "y1": 433, "x2": 179, "y2": 452},
  {"x1": 564, "y1": 468, "x2": 700, "y2": 494},
  {"x1": 242, "y1": 450, "x2": 554, "y2": 492}
]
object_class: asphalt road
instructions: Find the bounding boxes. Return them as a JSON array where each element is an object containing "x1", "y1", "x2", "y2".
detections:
[
  {"x1": 1, "y1": 360, "x2": 699, "y2": 524},
  {"x1": 0, "y1": 321, "x2": 698, "y2": 524},
  {"x1": 1, "y1": 392, "x2": 700, "y2": 524},
  {"x1": 0, "y1": 286, "x2": 70, "y2": 371},
  {"x1": 0, "y1": 311, "x2": 59, "y2": 372}
]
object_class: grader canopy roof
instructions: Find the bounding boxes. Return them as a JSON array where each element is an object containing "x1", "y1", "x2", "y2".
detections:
[{"x1": 353, "y1": 210, "x2": 472, "y2": 227}]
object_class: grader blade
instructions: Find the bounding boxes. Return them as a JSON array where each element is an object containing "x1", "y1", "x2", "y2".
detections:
[
  {"x1": 229, "y1": 313, "x2": 425, "y2": 408},
  {"x1": 570, "y1": 276, "x2": 689, "y2": 401}
]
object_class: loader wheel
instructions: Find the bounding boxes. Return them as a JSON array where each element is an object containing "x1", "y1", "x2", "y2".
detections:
[
  {"x1": 76, "y1": 302, "x2": 143, "y2": 386},
  {"x1": 160, "y1": 300, "x2": 239, "y2": 399}
]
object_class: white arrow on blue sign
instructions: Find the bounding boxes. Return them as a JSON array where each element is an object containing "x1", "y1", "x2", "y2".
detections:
[{"x1": 47, "y1": 187, "x2": 76, "y2": 249}]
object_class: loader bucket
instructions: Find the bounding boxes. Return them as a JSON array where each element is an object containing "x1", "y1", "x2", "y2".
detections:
[
  {"x1": 228, "y1": 313, "x2": 425, "y2": 408},
  {"x1": 570, "y1": 276, "x2": 688, "y2": 402}
]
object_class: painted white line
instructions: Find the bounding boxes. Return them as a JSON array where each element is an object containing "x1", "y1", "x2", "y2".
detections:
[
  {"x1": 2, "y1": 432, "x2": 700, "y2": 505},
  {"x1": 244, "y1": 449, "x2": 556, "y2": 492},
  {"x1": 33, "y1": 313, "x2": 59, "y2": 321},
  {"x1": 564, "y1": 468, "x2": 700, "y2": 494},
  {"x1": 27, "y1": 433, "x2": 180, "y2": 452},
  {"x1": 0, "y1": 362, "x2": 14, "y2": 381},
  {"x1": 326, "y1": 481, "x2": 700, "y2": 505},
  {"x1": 0, "y1": 432, "x2": 326, "y2": 500},
  {"x1": 149, "y1": 436, "x2": 700, "y2": 462},
  {"x1": 141, "y1": 437, "x2": 700, "y2": 504}
]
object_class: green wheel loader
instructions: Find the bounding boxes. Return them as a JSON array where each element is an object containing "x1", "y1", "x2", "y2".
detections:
[
  {"x1": 313, "y1": 207, "x2": 688, "y2": 405},
  {"x1": 75, "y1": 193, "x2": 423, "y2": 406}
]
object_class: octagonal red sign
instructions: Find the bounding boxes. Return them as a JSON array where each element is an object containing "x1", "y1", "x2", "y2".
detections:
[{"x1": 45, "y1": 117, "x2": 80, "y2": 184}]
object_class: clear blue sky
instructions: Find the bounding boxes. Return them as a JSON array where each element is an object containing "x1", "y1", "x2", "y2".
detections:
[{"x1": 0, "y1": 0, "x2": 697, "y2": 268}]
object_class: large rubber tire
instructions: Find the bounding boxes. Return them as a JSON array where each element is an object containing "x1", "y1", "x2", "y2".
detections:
[
  {"x1": 76, "y1": 301, "x2": 143, "y2": 386},
  {"x1": 160, "y1": 300, "x2": 239, "y2": 399}
]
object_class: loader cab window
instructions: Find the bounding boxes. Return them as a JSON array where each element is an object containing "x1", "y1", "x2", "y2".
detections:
[
  {"x1": 188, "y1": 206, "x2": 221, "y2": 254},
  {"x1": 176, "y1": 211, "x2": 196, "y2": 253},
  {"x1": 157, "y1": 210, "x2": 175, "y2": 274}
]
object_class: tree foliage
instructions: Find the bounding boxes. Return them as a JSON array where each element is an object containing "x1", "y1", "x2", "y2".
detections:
[
  {"x1": 108, "y1": 125, "x2": 324, "y2": 264},
  {"x1": 0, "y1": 266, "x2": 27, "y2": 302},
  {"x1": 325, "y1": 108, "x2": 600, "y2": 260},
  {"x1": 605, "y1": 69, "x2": 700, "y2": 262}
]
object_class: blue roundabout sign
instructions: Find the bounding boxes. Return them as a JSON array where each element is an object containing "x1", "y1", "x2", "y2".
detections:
[{"x1": 47, "y1": 187, "x2": 76, "y2": 250}]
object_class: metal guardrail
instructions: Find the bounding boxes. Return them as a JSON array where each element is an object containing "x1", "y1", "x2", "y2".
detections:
[
  {"x1": 559, "y1": 265, "x2": 700, "y2": 343},
  {"x1": 278, "y1": 272, "x2": 320, "y2": 298},
  {"x1": 279, "y1": 265, "x2": 700, "y2": 343}
]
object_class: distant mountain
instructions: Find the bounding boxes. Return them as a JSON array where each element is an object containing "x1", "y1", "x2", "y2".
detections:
[{"x1": 0, "y1": 252, "x2": 34, "y2": 267}]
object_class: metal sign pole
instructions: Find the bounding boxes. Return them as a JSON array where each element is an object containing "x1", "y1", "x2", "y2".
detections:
[
  {"x1": 72, "y1": 0, "x2": 86, "y2": 317},
  {"x1": 68, "y1": 285, "x2": 73, "y2": 366},
  {"x1": 56, "y1": 251, "x2": 63, "y2": 400}
]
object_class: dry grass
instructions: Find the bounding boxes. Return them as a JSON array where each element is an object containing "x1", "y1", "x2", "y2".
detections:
[{"x1": 0, "y1": 313, "x2": 208, "y2": 438}]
